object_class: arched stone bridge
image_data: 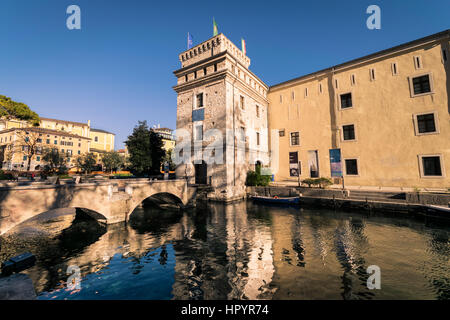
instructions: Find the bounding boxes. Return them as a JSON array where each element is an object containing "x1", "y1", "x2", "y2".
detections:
[{"x1": 0, "y1": 179, "x2": 197, "y2": 235}]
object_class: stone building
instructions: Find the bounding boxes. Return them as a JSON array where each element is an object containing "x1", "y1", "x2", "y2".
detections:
[
  {"x1": 175, "y1": 30, "x2": 449, "y2": 194},
  {"x1": 173, "y1": 33, "x2": 269, "y2": 201}
]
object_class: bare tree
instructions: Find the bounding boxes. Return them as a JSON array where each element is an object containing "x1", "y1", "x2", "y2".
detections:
[{"x1": 13, "y1": 129, "x2": 43, "y2": 171}]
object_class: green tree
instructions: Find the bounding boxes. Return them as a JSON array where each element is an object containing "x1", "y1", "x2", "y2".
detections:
[
  {"x1": 149, "y1": 129, "x2": 165, "y2": 174},
  {"x1": 0, "y1": 95, "x2": 40, "y2": 126},
  {"x1": 75, "y1": 152, "x2": 97, "y2": 174},
  {"x1": 101, "y1": 151, "x2": 124, "y2": 173},
  {"x1": 42, "y1": 148, "x2": 69, "y2": 174},
  {"x1": 125, "y1": 121, "x2": 165, "y2": 176}
]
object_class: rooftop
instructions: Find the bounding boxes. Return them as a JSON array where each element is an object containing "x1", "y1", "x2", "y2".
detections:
[
  {"x1": 0, "y1": 127, "x2": 91, "y2": 139},
  {"x1": 270, "y1": 29, "x2": 450, "y2": 91},
  {"x1": 40, "y1": 117, "x2": 89, "y2": 127},
  {"x1": 91, "y1": 128, "x2": 115, "y2": 135}
]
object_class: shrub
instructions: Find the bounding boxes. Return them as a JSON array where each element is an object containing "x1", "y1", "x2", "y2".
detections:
[
  {"x1": 246, "y1": 170, "x2": 271, "y2": 187},
  {"x1": 0, "y1": 170, "x2": 14, "y2": 181},
  {"x1": 317, "y1": 177, "x2": 333, "y2": 188},
  {"x1": 302, "y1": 177, "x2": 333, "y2": 188}
]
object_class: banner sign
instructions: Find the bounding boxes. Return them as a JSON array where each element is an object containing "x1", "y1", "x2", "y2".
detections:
[
  {"x1": 289, "y1": 152, "x2": 299, "y2": 177},
  {"x1": 329, "y1": 148, "x2": 342, "y2": 177}
]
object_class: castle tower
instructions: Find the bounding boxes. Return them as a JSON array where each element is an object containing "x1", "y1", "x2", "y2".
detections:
[{"x1": 173, "y1": 34, "x2": 269, "y2": 201}]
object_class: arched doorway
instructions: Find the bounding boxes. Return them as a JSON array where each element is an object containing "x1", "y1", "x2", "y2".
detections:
[{"x1": 194, "y1": 161, "x2": 207, "y2": 185}]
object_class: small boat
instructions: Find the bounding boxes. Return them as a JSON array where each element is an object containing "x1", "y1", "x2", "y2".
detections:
[{"x1": 251, "y1": 195, "x2": 300, "y2": 205}]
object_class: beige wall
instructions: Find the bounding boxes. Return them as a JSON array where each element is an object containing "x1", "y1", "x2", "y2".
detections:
[
  {"x1": 269, "y1": 36, "x2": 450, "y2": 188},
  {"x1": 0, "y1": 129, "x2": 90, "y2": 171},
  {"x1": 89, "y1": 130, "x2": 115, "y2": 152}
]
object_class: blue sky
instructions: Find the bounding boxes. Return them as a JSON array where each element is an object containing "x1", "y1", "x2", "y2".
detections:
[{"x1": 0, "y1": 0, "x2": 449, "y2": 149}]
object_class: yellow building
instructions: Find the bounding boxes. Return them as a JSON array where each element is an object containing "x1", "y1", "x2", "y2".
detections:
[
  {"x1": 0, "y1": 118, "x2": 30, "y2": 130},
  {"x1": 39, "y1": 118, "x2": 115, "y2": 166},
  {"x1": 89, "y1": 128, "x2": 116, "y2": 164},
  {"x1": 268, "y1": 29, "x2": 449, "y2": 189},
  {"x1": 151, "y1": 127, "x2": 175, "y2": 152},
  {"x1": 0, "y1": 127, "x2": 90, "y2": 171},
  {"x1": 0, "y1": 116, "x2": 116, "y2": 171}
]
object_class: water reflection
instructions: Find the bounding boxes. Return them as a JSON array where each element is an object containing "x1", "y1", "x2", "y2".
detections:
[{"x1": 0, "y1": 202, "x2": 449, "y2": 300}]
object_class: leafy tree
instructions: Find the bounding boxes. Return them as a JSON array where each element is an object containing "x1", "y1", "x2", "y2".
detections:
[
  {"x1": 125, "y1": 121, "x2": 165, "y2": 176},
  {"x1": 42, "y1": 148, "x2": 69, "y2": 174},
  {"x1": 75, "y1": 152, "x2": 97, "y2": 174},
  {"x1": 0, "y1": 95, "x2": 40, "y2": 126},
  {"x1": 101, "y1": 151, "x2": 124, "y2": 173},
  {"x1": 149, "y1": 129, "x2": 165, "y2": 174}
]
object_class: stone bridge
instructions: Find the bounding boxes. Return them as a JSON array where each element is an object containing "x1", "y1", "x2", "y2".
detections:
[{"x1": 0, "y1": 179, "x2": 196, "y2": 235}]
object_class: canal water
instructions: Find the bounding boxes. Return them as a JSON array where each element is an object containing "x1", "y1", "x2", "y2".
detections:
[{"x1": 0, "y1": 202, "x2": 449, "y2": 300}]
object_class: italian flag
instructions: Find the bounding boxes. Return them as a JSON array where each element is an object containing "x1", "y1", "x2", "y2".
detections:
[{"x1": 241, "y1": 38, "x2": 246, "y2": 55}]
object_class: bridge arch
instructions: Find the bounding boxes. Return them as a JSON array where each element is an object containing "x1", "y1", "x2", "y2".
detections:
[
  {"x1": 127, "y1": 191, "x2": 184, "y2": 220},
  {"x1": 1, "y1": 207, "x2": 108, "y2": 236}
]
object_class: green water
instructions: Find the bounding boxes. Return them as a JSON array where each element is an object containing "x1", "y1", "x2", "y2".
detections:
[{"x1": 0, "y1": 202, "x2": 449, "y2": 300}]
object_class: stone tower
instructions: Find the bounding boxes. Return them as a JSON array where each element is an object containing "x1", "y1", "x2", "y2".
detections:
[{"x1": 173, "y1": 34, "x2": 269, "y2": 201}]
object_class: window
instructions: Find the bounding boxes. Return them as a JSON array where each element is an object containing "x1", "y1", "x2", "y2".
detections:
[
  {"x1": 78, "y1": 150, "x2": 81, "y2": 155},
  {"x1": 94, "y1": 136, "x2": 99, "y2": 142},
  {"x1": 240, "y1": 95, "x2": 245, "y2": 109},
  {"x1": 411, "y1": 74, "x2": 432, "y2": 96},
  {"x1": 370, "y1": 68, "x2": 376, "y2": 81},
  {"x1": 185, "y1": 75, "x2": 188, "y2": 82},
  {"x1": 291, "y1": 91, "x2": 295, "y2": 100},
  {"x1": 345, "y1": 159, "x2": 359, "y2": 175},
  {"x1": 340, "y1": 93, "x2": 352, "y2": 109},
  {"x1": 414, "y1": 56, "x2": 422, "y2": 70},
  {"x1": 416, "y1": 113, "x2": 437, "y2": 134},
  {"x1": 279, "y1": 129, "x2": 285, "y2": 137},
  {"x1": 351, "y1": 74, "x2": 356, "y2": 85},
  {"x1": 443, "y1": 49, "x2": 448, "y2": 62},
  {"x1": 36, "y1": 156, "x2": 40, "y2": 162},
  {"x1": 214, "y1": 64, "x2": 217, "y2": 72},
  {"x1": 305, "y1": 88, "x2": 308, "y2": 97},
  {"x1": 196, "y1": 93, "x2": 204, "y2": 108},
  {"x1": 391, "y1": 62, "x2": 398, "y2": 75},
  {"x1": 203, "y1": 67, "x2": 207, "y2": 76},
  {"x1": 290, "y1": 132, "x2": 300, "y2": 146},
  {"x1": 256, "y1": 105, "x2": 260, "y2": 118},
  {"x1": 194, "y1": 124, "x2": 203, "y2": 141},
  {"x1": 194, "y1": 70, "x2": 197, "y2": 79},
  {"x1": 54, "y1": 140, "x2": 57, "y2": 145},
  {"x1": 319, "y1": 83, "x2": 323, "y2": 94},
  {"x1": 23, "y1": 155, "x2": 27, "y2": 161},
  {"x1": 239, "y1": 127, "x2": 245, "y2": 142},
  {"x1": 420, "y1": 155, "x2": 443, "y2": 177},
  {"x1": 37, "y1": 138, "x2": 42, "y2": 143},
  {"x1": 256, "y1": 132, "x2": 260, "y2": 146},
  {"x1": 335, "y1": 79, "x2": 339, "y2": 89},
  {"x1": 46, "y1": 139, "x2": 50, "y2": 144},
  {"x1": 342, "y1": 124, "x2": 356, "y2": 141}
]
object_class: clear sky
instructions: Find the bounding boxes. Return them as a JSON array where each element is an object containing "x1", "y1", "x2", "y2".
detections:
[{"x1": 1, "y1": 0, "x2": 449, "y2": 149}]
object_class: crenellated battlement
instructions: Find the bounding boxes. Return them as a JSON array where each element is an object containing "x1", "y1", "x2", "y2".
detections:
[{"x1": 179, "y1": 34, "x2": 251, "y2": 69}]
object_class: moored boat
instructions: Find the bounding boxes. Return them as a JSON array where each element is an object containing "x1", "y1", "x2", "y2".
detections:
[{"x1": 251, "y1": 195, "x2": 300, "y2": 205}]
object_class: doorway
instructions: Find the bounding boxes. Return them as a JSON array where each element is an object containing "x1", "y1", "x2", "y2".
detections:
[{"x1": 194, "y1": 161, "x2": 207, "y2": 185}]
